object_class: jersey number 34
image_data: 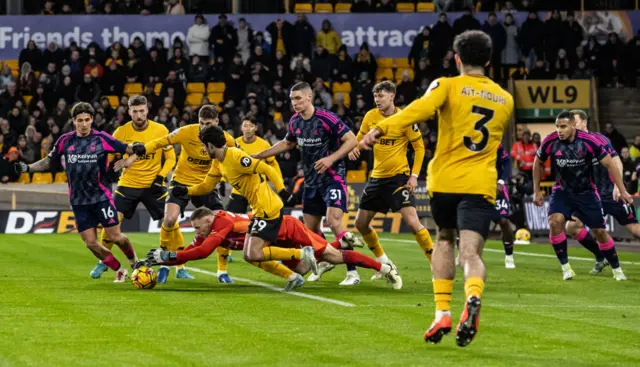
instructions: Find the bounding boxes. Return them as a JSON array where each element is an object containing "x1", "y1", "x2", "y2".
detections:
[{"x1": 464, "y1": 105, "x2": 494, "y2": 153}]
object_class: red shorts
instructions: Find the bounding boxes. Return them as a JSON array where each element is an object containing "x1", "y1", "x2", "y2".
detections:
[{"x1": 278, "y1": 216, "x2": 328, "y2": 259}]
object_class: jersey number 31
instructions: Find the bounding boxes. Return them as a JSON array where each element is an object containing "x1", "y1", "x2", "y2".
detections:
[{"x1": 464, "y1": 105, "x2": 494, "y2": 153}]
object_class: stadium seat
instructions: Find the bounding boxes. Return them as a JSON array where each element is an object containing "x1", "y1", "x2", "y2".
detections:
[
  {"x1": 377, "y1": 58, "x2": 394, "y2": 68},
  {"x1": 395, "y1": 58, "x2": 410, "y2": 69},
  {"x1": 395, "y1": 68, "x2": 415, "y2": 82},
  {"x1": 186, "y1": 82, "x2": 205, "y2": 94},
  {"x1": 23, "y1": 95, "x2": 32, "y2": 105},
  {"x1": 396, "y1": 2, "x2": 415, "y2": 12},
  {"x1": 124, "y1": 83, "x2": 142, "y2": 96},
  {"x1": 207, "y1": 82, "x2": 225, "y2": 93},
  {"x1": 54, "y1": 172, "x2": 67, "y2": 183},
  {"x1": 333, "y1": 93, "x2": 351, "y2": 108},
  {"x1": 332, "y1": 82, "x2": 352, "y2": 94},
  {"x1": 17, "y1": 172, "x2": 30, "y2": 184},
  {"x1": 417, "y1": 2, "x2": 436, "y2": 12},
  {"x1": 208, "y1": 92, "x2": 224, "y2": 105},
  {"x1": 31, "y1": 172, "x2": 53, "y2": 184},
  {"x1": 5, "y1": 60, "x2": 18, "y2": 71},
  {"x1": 314, "y1": 3, "x2": 333, "y2": 12},
  {"x1": 335, "y1": 3, "x2": 351, "y2": 12},
  {"x1": 186, "y1": 93, "x2": 204, "y2": 107},
  {"x1": 347, "y1": 170, "x2": 367, "y2": 183},
  {"x1": 154, "y1": 83, "x2": 162, "y2": 95},
  {"x1": 376, "y1": 68, "x2": 394, "y2": 81},
  {"x1": 294, "y1": 3, "x2": 312, "y2": 13},
  {"x1": 106, "y1": 95, "x2": 119, "y2": 108}
]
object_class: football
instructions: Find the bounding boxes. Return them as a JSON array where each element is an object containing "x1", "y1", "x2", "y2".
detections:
[
  {"x1": 131, "y1": 266, "x2": 157, "y2": 289},
  {"x1": 515, "y1": 228, "x2": 531, "y2": 245}
]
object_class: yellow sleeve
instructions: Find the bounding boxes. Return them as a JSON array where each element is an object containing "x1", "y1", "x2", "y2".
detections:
[
  {"x1": 160, "y1": 146, "x2": 177, "y2": 178},
  {"x1": 376, "y1": 78, "x2": 449, "y2": 136},
  {"x1": 225, "y1": 131, "x2": 238, "y2": 148},
  {"x1": 187, "y1": 162, "x2": 222, "y2": 196},
  {"x1": 266, "y1": 157, "x2": 281, "y2": 177},
  {"x1": 145, "y1": 127, "x2": 184, "y2": 152},
  {"x1": 255, "y1": 160, "x2": 285, "y2": 192},
  {"x1": 356, "y1": 113, "x2": 371, "y2": 142},
  {"x1": 408, "y1": 126, "x2": 425, "y2": 176}
]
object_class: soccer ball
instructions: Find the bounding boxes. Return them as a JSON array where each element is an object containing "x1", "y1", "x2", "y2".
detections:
[
  {"x1": 131, "y1": 266, "x2": 157, "y2": 289},
  {"x1": 514, "y1": 228, "x2": 531, "y2": 245}
]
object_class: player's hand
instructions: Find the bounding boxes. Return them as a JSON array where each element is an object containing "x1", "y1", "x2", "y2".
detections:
[
  {"x1": 533, "y1": 190, "x2": 544, "y2": 207},
  {"x1": 131, "y1": 142, "x2": 146, "y2": 156},
  {"x1": 250, "y1": 153, "x2": 263, "y2": 160},
  {"x1": 359, "y1": 131, "x2": 379, "y2": 150},
  {"x1": 621, "y1": 190, "x2": 634, "y2": 204},
  {"x1": 171, "y1": 185, "x2": 189, "y2": 198},
  {"x1": 14, "y1": 161, "x2": 29, "y2": 174},
  {"x1": 613, "y1": 186, "x2": 621, "y2": 201},
  {"x1": 278, "y1": 189, "x2": 294, "y2": 206},
  {"x1": 152, "y1": 176, "x2": 165, "y2": 189},
  {"x1": 407, "y1": 175, "x2": 418, "y2": 194},
  {"x1": 113, "y1": 156, "x2": 136, "y2": 171},
  {"x1": 348, "y1": 148, "x2": 360, "y2": 161},
  {"x1": 217, "y1": 183, "x2": 227, "y2": 198},
  {"x1": 314, "y1": 157, "x2": 335, "y2": 174}
]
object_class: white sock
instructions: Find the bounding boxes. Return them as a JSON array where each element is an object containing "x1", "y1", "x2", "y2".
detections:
[
  {"x1": 346, "y1": 270, "x2": 359, "y2": 277},
  {"x1": 379, "y1": 263, "x2": 391, "y2": 275},
  {"x1": 376, "y1": 254, "x2": 390, "y2": 264},
  {"x1": 435, "y1": 310, "x2": 451, "y2": 321},
  {"x1": 217, "y1": 270, "x2": 227, "y2": 276},
  {"x1": 562, "y1": 263, "x2": 572, "y2": 270}
]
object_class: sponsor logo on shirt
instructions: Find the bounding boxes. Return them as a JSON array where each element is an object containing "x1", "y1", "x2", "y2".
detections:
[
  {"x1": 556, "y1": 158, "x2": 586, "y2": 168},
  {"x1": 67, "y1": 154, "x2": 99, "y2": 164},
  {"x1": 297, "y1": 137, "x2": 323, "y2": 147}
]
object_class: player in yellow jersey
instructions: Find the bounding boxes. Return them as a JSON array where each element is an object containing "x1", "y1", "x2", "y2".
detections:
[
  {"x1": 131, "y1": 105, "x2": 236, "y2": 283},
  {"x1": 227, "y1": 116, "x2": 281, "y2": 214},
  {"x1": 90, "y1": 96, "x2": 176, "y2": 280},
  {"x1": 361, "y1": 31, "x2": 514, "y2": 347},
  {"x1": 347, "y1": 81, "x2": 433, "y2": 281},
  {"x1": 169, "y1": 124, "x2": 318, "y2": 288}
]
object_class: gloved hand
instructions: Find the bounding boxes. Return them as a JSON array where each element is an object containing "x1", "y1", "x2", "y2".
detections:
[
  {"x1": 152, "y1": 176, "x2": 165, "y2": 189},
  {"x1": 171, "y1": 184, "x2": 189, "y2": 198},
  {"x1": 14, "y1": 161, "x2": 29, "y2": 174},
  {"x1": 217, "y1": 183, "x2": 227, "y2": 198},
  {"x1": 146, "y1": 248, "x2": 176, "y2": 265},
  {"x1": 131, "y1": 142, "x2": 146, "y2": 156},
  {"x1": 278, "y1": 189, "x2": 294, "y2": 206}
]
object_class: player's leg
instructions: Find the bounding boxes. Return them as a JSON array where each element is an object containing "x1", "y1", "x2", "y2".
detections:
[
  {"x1": 547, "y1": 190, "x2": 574, "y2": 280},
  {"x1": 301, "y1": 188, "x2": 338, "y2": 282},
  {"x1": 565, "y1": 216, "x2": 607, "y2": 273},
  {"x1": 80, "y1": 227, "x2": 124, "y2": 276},
  {"x1": 195, "y1": 191, "x2": 230, "y2": 282},
  {"x1": 158, "y1": 199, "x2": 183, "y2": 283},
  {"x1": 355, "y1": 178, "x2": 390, "y2": 262},
  {"x1": 97, "y1": 200, "x2": 137, "y2": 281},
  {"x1": 400, "y1": 206, "x2": 434, "y2": 262},
  {"x1": 497, "y1": 218, "x2": 515, "y2": 269},
  {"x1": 324, "y1": 183, "x2": 359, "y2": 285}
]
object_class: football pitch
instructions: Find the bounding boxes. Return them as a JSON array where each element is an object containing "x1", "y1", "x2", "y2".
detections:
[{"x1": 1, "y1": 233, "x2": 640, "y2": 367}]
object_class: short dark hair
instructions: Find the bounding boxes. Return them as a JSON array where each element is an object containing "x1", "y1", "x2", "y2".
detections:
[
  {"x1": 128, "y1": 95, "x2": 147, "y2": 107},
  {"x1": 190, "y1": 207, "x2": 215, "y2": 221},
  {"x1": 291, "y1": 81, "x2": 311, "y2": 92},
  {"x1": 372, "y1": 81, "x2": 396, "y2": 95},
  {"x1": 556, "y1": 110, "x2": 574, "y2": 122},
  {"x1": 198, "y1": 104, "x2": 218, "y2": 120},
  {"x1": 71, "y1": 102, "x2": 95, "y2": 118},
  {"x1": 453, "y1": 30, "x2": 493, "y2": 69},
  {"x1": 242, "y1": 116, "x2": 257, "y2": 125},
  {"x1": 570, "y1": 109, "x2": 588, "y2": 121},
  {"x1": 199, "y1": 125, "x2": 227, "y2": 148}
]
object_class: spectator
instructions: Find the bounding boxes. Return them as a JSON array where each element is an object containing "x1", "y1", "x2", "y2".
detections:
[
  {"x1": 0, "y1": 82, "x2": 21, "y2": 117},
  {"x1": 236, "y1": 18, "x2": 254, "y2": 63},
  {"x1": 166, "y1": 0, "x2": 185, "y2": 14},
  {"x1": 409, "y1": 26, "x2": 432, "y2": 67},
  {"x1": 43, "y1": 42, "x2": 64, "y2": 71},
  {"x1": 312, "y1": 78, "x2": 332, "y2": 110},
  {"x1": 528, "y1": 59, "x2": 553, "y2": 79},
  {"x1": 620, "y1": 146, "x2": 637, "y2": 194},
  {"x1": 187, "y1": 14, "x2": 211, "y2": 65},
  {"x1": 396, "y1": 70, "x2": 417, "y2": 106},
  {"x1": 414, "y1": 58, "x2": 436, "y2": 85},
  {"x1": 168, "y1": 47, "x2": 189, "y2": 80},
  {"x1": 292, "y1": 15, "x2": 315, "y2": 58},
  {"x1": 18, "y1": 62, "x2": 36, "y2": 95},
  {"x1": 571, "y1": 60, "x2": 593, "y2": 79},
  {"x1": 210, "y1": 14, "x2": 238, "y2": 65},
  {"x1": 1, "y1": 118, "x2": 17, "y2": 149},
  {"x1": 151, "y1": 39, "x2": 168, "y2": 63},
  {"x1": 501, "y1": 14, "x2": 520, "y2": 74},
  {"x1": 376, "y1": 0, "x2": 396, "y2": 12},
  {"x1": 331, "y1": 45, "x2": 353, "y2": 81},
  {"x1": 430, "y1": 13, "x2": 454, "y2": 67},
  {"x1": 453, "y1": 7, "x2": 481, "y2": 37},
  {"x1": 125, "y1": 48, "x2": 143, "y2": 82},
  {"x1": 532, "y1": 132, "x2": 542, "y2": 147},
  {"x1": 510, "y1": 130, "x2": 536, "y2": 178},
  {"x1": 434, "y1": 0, "x2": 453, "y2": 12},
  {"x1": 543, "y1": 10, "x2": 564, "y2": 66},
  {"x1": 351, "y1": 71, "x2": 374, "y2": 109},
  {"x1": 563, "y1": 11, "x2": 584, "y2": 61},
  {"x1": 603, "y1": 122, "x2": 627, "y2": 154},
  {"x1": 84, "y1": 58, "x2": 104, "y2": 79},
  {"x1": 139, "y1": 0, "x2": 163, "y2": 14},
  {"x1": 117, "y1": 0, "x2": 140, "y2": 14},
  {"x1": 317, "y1": 19, "x2": 342, "y2": 55},
  {"x1": 17, "y1": 134, "x2": 36, "y2": 164},
  {"x1": 554, "y1": 49, "x2": 572, "y2": 79},
  {"x1": 102, "y1": 1, "x2": 115, "y2": 15},
  {"x1": 351, "y1": 0, "x2": 372, "y2": 13},
  {"x1": 29, "y1": 84, "x2": 54, "y2": 113},
  {"x1": 41, "y1": 0, "x2": 55, "y2": 15},
  {"x1": 501, "y1": 0, "x2": 517, "y2": 14},
  {"x1": 600, "y1": 32, "x2": 626, "y2": 87},
  {"x1": 253, "y1": 31, "x2": 270, "y2": 55},
  {"x1": 247, "y1": 45, "x2": 270, "y2": 72},
  {"x1": 482, "y1": 13, "x2": 506, "y2": 83},
  {"x1": 147, "y1": 49, "x2": 168, "y2": 83},
  {"x1": 160, "y1": 71, "x2": 186, "y2": 110},
  {"x1": 57, "y1": 76, "x2": 77, "y2": 105},
  {"x1": 519, "y1": 10, "x2": 544, "y2": 70},
  {"x1": 311, "y1": 45, "x2": 333, "y2": 81},
  {"x1": 0, "y1": 147, "x2": 20, "y2": 183},
  {"x1": 353, "y1": 43, "x2": 377, "y2": 82},
  {"x1": 68, "y1": 50, "x2": 84, "y2": 82},
  {"x1": 583, "y1": 35, "x2": 601, "y2": 72},
  {"x1": 44, "y1": 62, "x2": 59, "y2": 89},
  {"x1": 0, "y1": 65, "x2": 15, "y2": 92},
  {"x1": 75, "y1": 73, "x2": 101, "y2": 103},
  {"x1": 267, "y1": 18, "x2": 294, "y2": 59},
  {"x1": 187, "y1": 55, "x2": 208, "y2": 82},
  {"x1": 7, "y1": 106, "x2": 25, "y2": 135},
  {"x1": 630, "y1": 135, "x2": 640, "y2": 160}
]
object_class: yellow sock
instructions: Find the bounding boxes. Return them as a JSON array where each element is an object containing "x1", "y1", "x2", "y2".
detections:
[
  {"x1": 217, "y1": 247, "x2": 230, "y2": 272},
  {"x1": 433, "y1": 279, "x2": 453, "y2": 311},
  {"x1": 159, "y1": 223, "x2": 174, "y2": 251},
  {"x1": 171, "y1": 223, "x2": 186, "y2": 270},
  {"x1": 464, "y1": 277, "x2": 485, "y2": 299},
  {"x1": 362, "y1": 229, "x2": 385, "y2": 258},
  {"x1": 99, "y1": 228, "x2": 114, "y2": 250},
  {"x1": 262, "y1": 247, "x2": 301, "y2": 261},
  {"x1": 250, "y1": 261, "x2": 294, "y2": 279},
  {"x1": 415, "y1": 228, "x2": 434, "y2": 263}
]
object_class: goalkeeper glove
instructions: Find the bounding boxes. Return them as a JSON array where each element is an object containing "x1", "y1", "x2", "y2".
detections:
[
  {"x1": 278, "y1": 189, "x2": 294, "y2": 206},
  {"x1": 146, "y1": 248, "x2": 176, "y2": 265},
  {"x1": 152, "y1": 176, "x2": 165, "y2": 189},
  {"x1": 131, "y1": 142, "x2": 146, "y2": 156},
  {"x1": 15, "y1": 161, "x2": 29, "y2": 174}
]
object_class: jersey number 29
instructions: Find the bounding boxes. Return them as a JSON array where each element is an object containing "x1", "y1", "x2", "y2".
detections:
[{"x1": 464, "y1": 105, "x2": 494, "y2": 153}]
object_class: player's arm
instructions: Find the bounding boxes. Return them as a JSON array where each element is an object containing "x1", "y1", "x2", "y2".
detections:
[
  {"x1": 159, "y1": 146, "x2": 177, "y2": 179},
  {"x1": 158, "y1": 226, "x2": 233, "y2": 265},
  {"x1": 315, "y1": 130, "x2": 357, "y2": 174},
  {"x1": 408, "y1": 126, "x2": 425, "y2": 194},
  {"x1": 497, "y1": 146, "x2": 512, "y2": 184},
  {"x1": 600, "y1": 154, "x2": 632, "y2": 203},
  {"x1": 19, "y1": 156, "x2": 51, "y2": 173},
  {"x1": 255, "y1": 160, "x2": 285, "y2": 192},
  {"x1": 186, "y1": 163, "x2": 223, "y2": 196},
  {"x1": 532, "y1": 156, "x2": 545, "y2": 206},
  {"x1": 349, "y1": 114, "x2": 370, "y2": 160},
  {"x1": 252, "y1": 139, "x2": 295, "y2": 159},
  {"x1": 360, "y1": 79, "x2": 448, "y2": 149},
  {"x1": 266, "y1": 156, "x2": 282, "y2": 176}
]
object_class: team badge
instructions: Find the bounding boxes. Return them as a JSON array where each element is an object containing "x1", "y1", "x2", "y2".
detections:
[{"x1": 241, "y1": 157, "x2": 252, "y2": 167}]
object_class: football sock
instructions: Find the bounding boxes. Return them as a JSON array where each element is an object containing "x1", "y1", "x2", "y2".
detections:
[
  {"x1": 415, "y1": 228, "x2": 434, "y2": 262},
  {"x1": 170, "y1": 223, "x2": 186, "y2": 271},
  {"x1": 120, "y1": 242, "x2": 136, "y2": 261},
  {"x1": 575, "y1": 228, "x2": 605, "y2": 262},
  {"x1": 597, "y1": 238, "x2": 620, "y2": 268},
  {"x1": 329, "y1": 240, "x2": 341, "y2": 249},
  {"x1": 99, "y1": 228, "x2": 114, "y2": 250},
  {"x1": 102, "y1": 253, "x2": 121, "y2": 271},
  {"x1": 503, "y1": 241, "x2": 514, "y2": 256},
  {"x1": 159, "y1": 223, "x2": 174, "y2": 251},
  {"x1": 336, "y1": 231, "x2": 357, "y2": 272},
  {"x1": 362, "y1": 229, "x2": 385, "y2": 258},
  {"x1": 217, "y1": 247, "x2": 230, "y2": 272},
  {"x1": 464, "y1": 277, "x2": 485, "y2": 299},
  {"x1": 550, "y1": 232, "x2": 569, "y2": 265},
  {"x1": 250, "y1": 261, "x2": 293, "y2": 279},
  {"x1": 342, "y1": 250, "x2": 382, "y2": 271},
  {"x1": 262, "y1": 247, "x2": 301, "y2": 261},
  {"x1": 433, "y1": 279, "x2": 453, "y2": 312}
]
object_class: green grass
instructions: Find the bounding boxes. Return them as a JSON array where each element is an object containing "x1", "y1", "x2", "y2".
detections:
[{"x1": 1, "y1": 233, "x2": 640, "y2": 366}]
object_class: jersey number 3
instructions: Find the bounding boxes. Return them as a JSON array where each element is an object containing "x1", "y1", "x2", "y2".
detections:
[{"x1": 464, "y1": 105, "x2": 494, "y2": 152}]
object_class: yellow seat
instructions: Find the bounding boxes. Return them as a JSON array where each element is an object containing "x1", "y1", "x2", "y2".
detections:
[
  {"x1": 17, "y1": 172, "x2": 30, "y2": 184},
  {"x1": 208, "y1": 92, "x2": 224, "y2": 105},
  {"x1": 294, "y1": 3, "x2": 313, "y2": 13},
  {"x1": 395, "y1": 68, "x2": 415, "y2": 82},
  {"x1": 154, "y1": 83, "x2": 162, "y2": 95},
  {"x1": 335, "y1": 3, "x2": 351, "y2": 12},
  {"x1": 333, "y1": 93, "x2": 351, "y2": 108},
  {"x1": 376, "y1": 68, "x2": 394, "y2": 81},
  {"x1": 207, "y1": 82, "x2": 225, "y2": 93},
  {"x1": 54, "y1": 172, "x2": 67, "y2": 183},
  {"x1": 332, "y1": 82, "x2": 352, "y2": 94},
  {"x1": 31, "y1": 172, "x2": 53, "y2": 184},
  {"x1": 106, "y1": 95, "x2": 119, "y2": 108},
  {"x1": 315, "y1": 3, "x2": 333, "y2": 13},
  {"x1": 377, "y1": 58, "x2": 394, "y2": 68},
  {"x1": 417, "y1": 2, "x2": 435, "y2": 12},
  {"x1": 397, "y1": 2, "x2": 415, "y2": 12},
  {"x1": 5, "y1": 60, "x2": 18, "y2": 71},
  {"x1": 124, "y1": 83, "x2": 142, "y2": 96},
  {"x1": 395, "y1": 58, "x2": 410, "y2": 69},
  {"x1": 347, "y1": 170, "x2": 367, "y2": 183},
  {"x1": 23, "y1": 95, "x2": 32, "y2": 105},
  {"x1": 186, "y1": 82, "x2": 205, "y2": 94},
  {"x1": 11, "y1": 69, "x2": 18, "y2": 78},
  {"x1": 186, "y1": 93, "x2": 204, "y2": 107}
]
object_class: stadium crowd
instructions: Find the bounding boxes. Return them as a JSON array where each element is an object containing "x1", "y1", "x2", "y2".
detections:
[{"x1": 1, "y1": 3, "x2": 639, "y2": 187}]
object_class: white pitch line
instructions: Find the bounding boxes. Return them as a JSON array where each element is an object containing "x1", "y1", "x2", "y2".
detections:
[
  {"x1": 377, "y1": 237, "x2": 640, "y2": 266},
  {"x1": 187, "y1": 267, "x2": 355, "y2": 307}
]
